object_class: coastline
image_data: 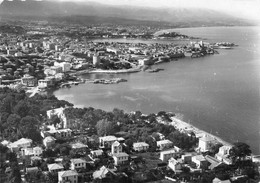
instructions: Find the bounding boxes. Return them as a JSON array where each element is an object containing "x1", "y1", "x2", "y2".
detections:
[
  {"x1": 168, "y1": 116, "x2": 232, "y2": 147},
  {"x1": 74, "y1": 66, "x2": 142, "y2": 75}
]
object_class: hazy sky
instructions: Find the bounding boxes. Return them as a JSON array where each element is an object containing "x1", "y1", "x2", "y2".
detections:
[
  {"x1": 64, "y1": 0, "x2": 260, "y2": 23},
  {"x1": 1, "y1": 0, "x2": 260, "y2": 23}
]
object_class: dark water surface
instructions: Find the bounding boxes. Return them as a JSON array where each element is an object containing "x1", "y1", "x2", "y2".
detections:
[{"x1": 54, "y1": 26, "x2": 260, "y2": 154}]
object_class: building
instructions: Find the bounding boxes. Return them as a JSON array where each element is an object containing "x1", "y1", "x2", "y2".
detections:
[
  {"x1": 70, "y1": 158, "x2": 87, "y2": 170},
  {"x1": 8, "y1": 138, "x2": 32, "y2": 152},
  {"x1": 43, "y1": 136, "x2": 56, "y2": 148},
  {"x1": 99, "y1": 136, "x2": 118, "y2": 148},
  {"x1": 181, "y1": 154, "x2": 192, "y2": 164},
  {"x1": 54, "y1": 62, "x2": 71, "y2": 72},
  {"x1": 159, "y1": 146, "x2": 181, "y2": 162},
  {"x1": 71, "y1": 142, "x2": 88, "y2": 150},
  {"x1": 21, "y1": 75, "x2": 37, "y2": 87},
  {"x1": 58, "y1": 170, "x2": 78, "y2": 183},
  {"x1": 157, "y1": 139, "x2": 173, "y2": 150},
  {"x1": 133, "y1": 142, "x2": 149, "y2": 152},
  {"x1": 205, "y1": 155, "x2": 224, "y2": 170},
  {"x1": 21, "y1": 146, "x2": 43, "y2": 157},
  {"x1": 41, "y1": 128, "x2": 72, "y2": 139},
  {"x1": 113, "y1": 152, "x2": 129, "y2": 166},
  {"x1": 198, "y1": 134, "x2": 216, "y2": 152},
  {"x1": 93, "y1": 166, "x2": 117, "y2": 180},
  {"x1": 168, "y1": 157, "x2": 182, "y2": 172},
  {"x1": 111, "y1": 141, "x2": 122, "y2": 154},
  {"x1": 212, "y1": 178, "x2": 231, "y2": 183},
  {"x1": 191, "y1": 155, "x2": 208, "y2": 169},
  {"x1": 90, "y1": 149, "x2": 104, "y2": 159},
  {"x1": 93, "y1": 54, "x2": 100, "y2": 66},
  {"x1": 215, "y1": 145, "x2": 233, "y2": 165},
  {"x1": 38, "y1": 79, "x2": 52, "y2": 89},
  {"x1": 48, "y1": 163, "x2": 64, "y2": 173}
]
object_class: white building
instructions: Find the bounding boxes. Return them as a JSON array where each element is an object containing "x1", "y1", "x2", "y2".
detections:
[
  {"x1": 157, "y1": 139, "x2": 173, "y2": 150},
  {"x1": 48, "y1": 163, "x2": 64, "y2": 173},
  {"x1": 90, "y1": 149, "x2": 104, "y2": 159},
  {"x1": 99, "y1": 136, "x2": 118, "y2": 148},
  {"x1": 113, "y1": 152, "x2": 129, "y2": 166},
  {"x1": 43, "y1": 136, "x2": 56, "y2": 148},
  {"x1": 21, "y1": 146, "x2": 43, "y2": 157},
  {"x1": 93, "y1": 54, "x2": 100, "y2": 66},
  {"x1": 54, "y1": 62, "x2": 71, "y2": 72},
  {"x1": 58, "y1": 170, "x2": 78, "y2": 183},
  {"x1": 133, "y1": 142, "x2": 149, "y2": 152},
  {"x1": 215, "y1": 145, "x2": 233, "y2": 165},
  {"x1": 198, "y1": 134, "x2": 215, "y2": 152},
  {"x1": 159, "y1": 146, "x2": 181, "y2": 162},
  {"x1": 111, "y1": 141, "x2": 122, "y2": 154},
  {"x1": 168, "y1": 157, "x2": 182, "y2": 172},
  {"x1": 8, "y1": 138, "x2": 32, "y2": 152},
  {"x1": 191, "y1": 155, "x2": 208, "y2": 169},
  {"x1": 41, "y1": 128, "x2": 72, "y2": 139},
  {"x1": 70, "y1": 158, "x2": 87, "y2": 170}
]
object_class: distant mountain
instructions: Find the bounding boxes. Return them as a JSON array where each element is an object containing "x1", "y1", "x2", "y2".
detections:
[{"x1": 0, "y1": 0, "x2": 252, "y2": 26}]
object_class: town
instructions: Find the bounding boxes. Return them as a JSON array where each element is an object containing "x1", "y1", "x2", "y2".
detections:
[
  {"x1": 0, "y1": 21, "x2": 259, "y2": 183},
  {"x1": 0, "y1": 21, "x2": 226, "y2": 95},
  {"x1": 0, "y1": 88, "x2": 259, "y2": 183}
]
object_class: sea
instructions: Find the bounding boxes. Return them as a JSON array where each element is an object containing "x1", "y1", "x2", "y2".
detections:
[{"x1": 54, "y1": 26, "x2": 260, "y2": 154}]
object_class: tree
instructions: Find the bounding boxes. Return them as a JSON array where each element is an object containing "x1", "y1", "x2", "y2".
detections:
[
  {"x1": 95, "y1": 119, "x2": 117, "y2": 136},
  {"x1": 6, "y1": 114, "x2": 21, "y2": 130},
  {"x1": 229, "y1": 142, "x2": 252, "y2": 163},
  {"x1": 13, "y1": 101, "x2": 30, "y2": 118}
]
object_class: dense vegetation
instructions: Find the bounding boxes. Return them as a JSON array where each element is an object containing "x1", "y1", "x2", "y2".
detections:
[{"x1": 0, "y1": 88, "x2": 72, "y2": 142}]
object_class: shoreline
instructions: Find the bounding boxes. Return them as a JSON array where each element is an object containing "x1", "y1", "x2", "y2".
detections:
[
  {"x1": 74, "y1": 66, "x2": 142, "y2": 75},
  {"x1": 168, "y1": 116, "x2": 232, "y2": 147}
]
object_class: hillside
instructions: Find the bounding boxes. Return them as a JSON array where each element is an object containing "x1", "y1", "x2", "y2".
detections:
[{"x1": 0, "y1": 0, "x2": 252, "y2": 26}]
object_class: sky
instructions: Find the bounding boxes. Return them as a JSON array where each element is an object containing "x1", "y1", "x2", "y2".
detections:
[
  {"x1": 61, "y1": 0, "x2": 260, "y2": 23},
  {"x1": 1, "y1": 0, "x2": 260, "y2": 23}
]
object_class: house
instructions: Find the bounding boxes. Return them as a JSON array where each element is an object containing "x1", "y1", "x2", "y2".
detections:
[
  {"x1": 30, "y1": 156, "x2": 42, "y2": 165},
  {"x1": 21, "y1": 146, "x2": 43, "y2": 157},
  {"x1": 111, "y1": 141, "x2": 122, "y2": 154},
  {"x1": 181, "y1": 154, "x2": 193, "y2": 164},
  {"x1": 157, "y1": 139, "x2": 173, "y2": 150},
  {"x1": 215, "y1": 145, "x2": 233, "y2": 165},
  {"x1": 212, "y1": 178, "x2": 231, "y2": 183},
  {"x1": 38, "y1": 79, "x2": 53, "y2": 89},
  {"x1": 70, "y1": 158, "x2": 87, "y2": 170},
  {"x1": 198, "y1": 134, "x2": 216, "y2": 152},
  {"x1": 159, "y1": 146, "x2": 181, "y2": 162},
  {"x1": 41, "y1": 128, "x2": 72, "y2": 139},
  {"x1": 133, "y1": 142, "x2": 149, "y2": 152},
  {"x1": 90, "y1": 149, "x2": 104, "y2": 158},
  {"x1": 8, "y1": 138, "x2": 32, "y2": 152},
  {"x1": 26, "y1": 167, "x2": 39, "y2": 174},
  {"x1": 99, "y1": 136, "x2": 118, "y2": 148},
  {"x1": 113, "y1": 152, "x2": 129, "y2": 166},
  {"x1": 205, "y1": 155, "x2": 224, "y2": 170},
  {"x1": 21, "y1": 75, "x2": 37, "y2": 87},
  {"x1": 71, "y1": 142, "x2": 88, "y2": 150},
  {"x1": 48, "y1": 163, "x2": 64, "y2": 173},
  {"x1": 54, "y1": 62, "x2": 71, "y2": 72},
  {"x1": 93, "y1": 165, "x2": 117, "y2": 180},
  {"x1": 191, "y1": 155, "x2": 208, "y2": 169},
  {"x1": 58, "y1": 170, "x2": 78, "y2": 183},
  {"x1": 168, "y1": 157, "x2": 182, "y2": 172},
  {"x1": 43, "y1": 136, "x2": 56, "y2": 148}
]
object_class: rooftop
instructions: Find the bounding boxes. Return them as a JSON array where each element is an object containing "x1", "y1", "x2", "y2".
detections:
[{"x1": 58, "y1": 170, "x2": 78, "y2": 177}]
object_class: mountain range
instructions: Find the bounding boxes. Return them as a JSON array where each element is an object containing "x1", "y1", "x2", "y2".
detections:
[{"x1": 0, "y1": 0, "x2": 253, "y2": 26}]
